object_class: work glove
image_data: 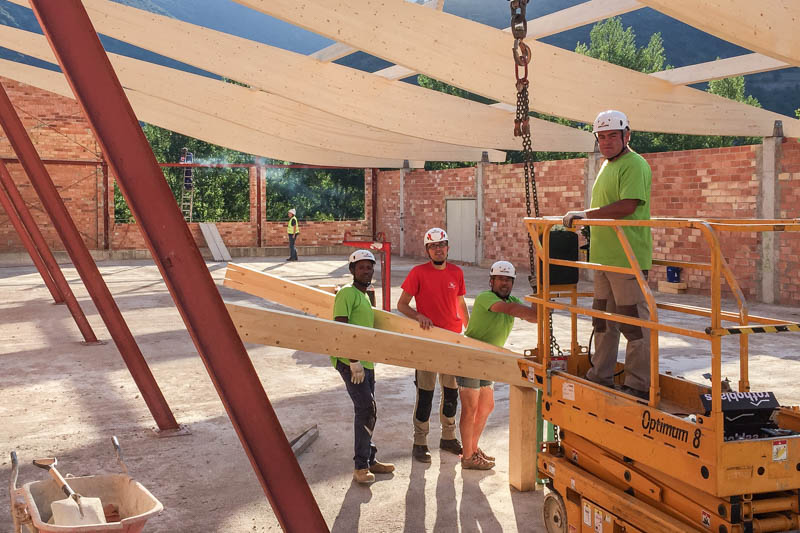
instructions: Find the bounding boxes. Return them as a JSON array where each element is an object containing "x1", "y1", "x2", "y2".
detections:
[
  {"x1": 562, "y1": 210, "x2": 586, "y2": 228},
  {"x1": 349, "y1": 361, "x2": 365, "y2": 384}
]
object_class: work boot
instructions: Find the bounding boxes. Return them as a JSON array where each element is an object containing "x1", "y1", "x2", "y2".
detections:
[
  {"x1": 412, "y1": 444, "x2": 431, "y2": 463},
  {"x1": 353, "y1": 468, "x2": 375, "y2": 484},
  {"x1": 440, "y1": 438, "x2": 462, "y2": 456},
  {"x1": 617, "y1": 384, "x2": 648, "y2": 400},
  {"x1": 369, "y1": 460, "x2": 396, "y2": 474}
]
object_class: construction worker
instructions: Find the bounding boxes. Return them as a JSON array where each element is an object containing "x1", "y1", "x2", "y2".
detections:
[
  {"x1": 562, "y1": 110, "x2": 653, "y2": 400},
  {"x1": 286, "y1": 208, "x2": 299, "y2": 261},
  {"x1": 398, "y1": 227, "x2": 468, "y2": 463},
  {"x1": 459, "y1": 261, "x2": 537, "y2": 470},
  {"x1": 332, "y1": 249, "x2": 395, "y2": 484}
]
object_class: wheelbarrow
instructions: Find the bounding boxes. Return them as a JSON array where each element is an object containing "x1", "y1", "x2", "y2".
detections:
[{"x1": 9, "y1": 437, "x2": 163, "y2": 533}]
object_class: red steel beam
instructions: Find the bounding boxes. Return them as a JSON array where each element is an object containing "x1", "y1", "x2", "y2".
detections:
[
  {"x1": 0, "y1": 81, "x2": 178, "y2": 431},
  {"x1": 0, "y1": 172, "x2": 63, "y2": 304},
  {"x1": 0, "y1": 159, "x2": 99, "y2": 343},
  {"x1": 28, "y1": 2, "x2": 327, "y2": 530}
]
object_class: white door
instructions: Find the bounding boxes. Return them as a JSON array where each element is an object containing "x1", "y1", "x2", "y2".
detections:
[{"x1": 445, "y1": 199, "x2": 476, "y2": 263}]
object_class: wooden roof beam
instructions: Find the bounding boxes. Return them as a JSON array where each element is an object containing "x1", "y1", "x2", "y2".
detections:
[
  {"x1": 236, "y1": 0, "x2": 800, "y2": 137},
  {"x1": 650, "y1": 53, "x2": 791, "y2": 85},
  {"x1": 637, "y1": 0, "x2": 800, "y2": 67},
  {"x1": 13, "y1": 0, "x2": 593, "y2": 153},
  {"x1": 0, "y1": 26, "x2": 504, "y2": 163},
  {"x1": 0, "y1": 60, "x2": 422, "y2": 168}
]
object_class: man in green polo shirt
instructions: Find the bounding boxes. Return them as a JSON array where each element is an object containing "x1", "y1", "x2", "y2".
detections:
[
  {"x1": 562, "y1": 110, "x2": 653, "y2": 400},
  {"x1": 332, "y1": 249, "x2": 395, "y2": 484},
  {"x1": 458, "y1": 261, "x2": 537, "y2": 470}
]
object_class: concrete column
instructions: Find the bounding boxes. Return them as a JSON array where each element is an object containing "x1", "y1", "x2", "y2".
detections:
[
  {"x1": 758, "y1": 123, "x2": 783, "y2": 304},
  {"x1": 400, "y1": 161, "x2": 408, "y2": 257},
  {"x1": 475, "y1": 152, "x2": 488, "y2": 267}
]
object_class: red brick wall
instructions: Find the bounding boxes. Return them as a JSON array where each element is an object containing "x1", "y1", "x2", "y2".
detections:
[
  {"x1": 0, "y1": 78, "x2": 104, "y2": 252},
  {"x1": 375, "y1": 169, "x2": 402, "y2": 247},
  {"x1": 403, "y1": 167, "x2": 476, "y2": 259},
  {"x1": 482, "y1": 158, "x2": 586, "y2": 268},
  {"x1": 645, "y1": 146, "x2": 760, "y2": 298},
  {"x1": 777, "y1": 140, "x2": 800, "y2": 305}
]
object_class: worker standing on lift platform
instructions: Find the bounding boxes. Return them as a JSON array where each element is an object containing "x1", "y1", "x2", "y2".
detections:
[{"x1": 561, "y1": 110, "x2": 653, "y2": 400}]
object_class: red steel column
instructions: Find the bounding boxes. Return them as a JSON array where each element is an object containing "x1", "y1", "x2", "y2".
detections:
[
  {"x1": 0, "y1": 82, "x2": 178, "y2": 431},
  {"x1": 29, "y1": 2, "x2": 327, "y2": 530},
  {"x1": 0, "y1": 175, "x2": 63, "y2": 303},
  {"x1": 0, "y1": 160, "x2": 99, "y2": 343}
]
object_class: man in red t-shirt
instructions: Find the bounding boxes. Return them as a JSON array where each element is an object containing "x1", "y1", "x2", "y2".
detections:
[{"x1": 398, "y1": 227, "x2": 469, "y2": 463}]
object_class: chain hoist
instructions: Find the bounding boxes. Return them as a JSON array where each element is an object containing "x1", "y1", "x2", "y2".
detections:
[{"x1": 510, "y1": 0, "x2": 563, "y2": 358}]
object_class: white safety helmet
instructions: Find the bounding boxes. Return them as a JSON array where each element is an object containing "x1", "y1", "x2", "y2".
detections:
[
  {"x1": 349, "y1": 249, "x2": 376, "y2": 265},
  {"x1": 592, "y1": 110, "x2": 629, "y2": 134},
  {"x1": 288, "y1": 208, "x2": 296, "y2": 215},
  {"x1": 424, "y1": 227, "x2": 448, "y2": 246},
  {"x1": 490, "y1": 260, "x2": 516, "y2": 279}
]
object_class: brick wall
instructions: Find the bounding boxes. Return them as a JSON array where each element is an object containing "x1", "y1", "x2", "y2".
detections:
[{"x1": 777, "y1": 140, "x2": 800, "y2": 305}]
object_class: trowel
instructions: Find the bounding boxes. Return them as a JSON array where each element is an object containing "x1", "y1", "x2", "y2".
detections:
[{"x1": 33, "y1": 457, "x2": 107, "y2": 526}]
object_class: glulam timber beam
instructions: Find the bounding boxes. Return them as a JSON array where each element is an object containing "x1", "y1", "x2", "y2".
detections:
[
  {"x1": 371, "y1": 0, "x2": 646, "y2": 81},
  {"x1": 0, "y1": 26, "x2": 503, "y2": 163},
  {"x1": 0, "y1": 60, "x2": 420, "y2": 168},
  {"x1": 235, "y1": 0, "x2": 800, "y2": 137},
  {"x1": 3, "y1": 0, "x2": 593, "y2": 153},
  {"x1": 637, "y1": 0, "x2": 800, "y2": 67},
  {"x1": 226, "y1": 303, "x2": 531, "y2": 386},
  {"x1": 224, "y1": 263, "x2": 517, "y2": 355},
  {"x1": 650, "y1": 54, "x2": 791, "y2": 85}
]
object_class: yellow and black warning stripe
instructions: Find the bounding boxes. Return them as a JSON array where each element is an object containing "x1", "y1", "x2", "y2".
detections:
[{"x1": 705, "y1": 323, "x2": 800, "y2": 336}]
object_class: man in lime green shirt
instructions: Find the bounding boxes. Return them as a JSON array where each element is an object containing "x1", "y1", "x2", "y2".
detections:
[
  {"x1": 458, "y1": 261, "x2": 537, "y2": 470},
  {"x1": 562, "y1": 110, "x2": 652, "y2": 400},
  {"x1": 332, "y1": 249, "x2": 394, "y2": 484}
]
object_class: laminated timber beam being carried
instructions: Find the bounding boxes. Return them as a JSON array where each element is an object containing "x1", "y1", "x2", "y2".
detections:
[
  {"x1": 0, "y1": 26, "x2": 505, "y2": 164},
  {"x1": 233, "y1": 0, "x2": 800, "y2": 138},
  {"x1": 4, "y1": 0, "x2": 595, "y2": 154}
]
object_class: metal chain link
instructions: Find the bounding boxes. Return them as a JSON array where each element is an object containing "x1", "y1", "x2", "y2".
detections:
[{"x1": 510, "y1": 0, "x2": 563, "y2": 358}]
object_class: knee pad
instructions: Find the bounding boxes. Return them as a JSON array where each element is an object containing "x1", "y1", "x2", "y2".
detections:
[
  {"x1": 415, "y1": 388, "x2": 434, "y2": 422},
  {"x1": 442, "y1": 387, "x2": 459, "y2": 418},
  {"x1": 592, "y1": 298, "x2": 608, "y2": 332},
  {"x1": 617, "y1": 304, "x2": 643, "y2": 341}
]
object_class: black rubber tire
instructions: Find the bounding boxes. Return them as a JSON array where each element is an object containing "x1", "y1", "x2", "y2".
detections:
[{"x1": 542, "y1": 489, "x2": 568, "y2": 533}]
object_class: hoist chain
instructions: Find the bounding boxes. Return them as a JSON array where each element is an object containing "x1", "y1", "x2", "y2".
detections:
[{"x1": 510, "y1": 0, "x2": 563, "y2": 358}]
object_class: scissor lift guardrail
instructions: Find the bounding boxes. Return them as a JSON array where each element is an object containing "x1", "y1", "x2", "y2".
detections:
[{"x1": 517, "y1": 217, "x2": 800, "y2": 532}]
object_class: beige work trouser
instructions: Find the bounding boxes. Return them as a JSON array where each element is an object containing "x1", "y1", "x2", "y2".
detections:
[
  {"x1": 586, "y1": 271, "x2": 651, "y2": 392},
  {"x1": 413, "y1": 370, "x2": 458, "y2": 446}
]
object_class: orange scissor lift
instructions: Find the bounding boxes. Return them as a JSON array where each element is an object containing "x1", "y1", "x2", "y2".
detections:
[{"x1": 517, "y1": 217, "x2": 800, "y2": 533}]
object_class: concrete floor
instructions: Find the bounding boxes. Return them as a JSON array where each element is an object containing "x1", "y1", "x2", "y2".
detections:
[{"x1": 2, "y1": 254, "x2": 800, "y2": 532}]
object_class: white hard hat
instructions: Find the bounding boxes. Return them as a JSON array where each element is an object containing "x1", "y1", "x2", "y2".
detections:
[
  {"x1": 349, "y1": 249, "x2": 376, "y2": 264},
  {"x1": 288, "y1": 208, "x2": 296, "y2": 215},
  {"x1": 592, "y1": 110, "x2": 629, "y2": 134},
  {"x1": 490, "y1": 260, "x2": 516, "y2": 279},
  {"x1": 424, "y1": 227, "x2": 448, "y2": 246}
]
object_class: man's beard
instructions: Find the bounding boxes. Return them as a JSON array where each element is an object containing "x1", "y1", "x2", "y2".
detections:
[{"x1": 432, "y1": 259, "x2": 445, "y2": 266}]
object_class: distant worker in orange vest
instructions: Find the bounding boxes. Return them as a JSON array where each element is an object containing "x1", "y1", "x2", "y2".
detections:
[
  {"x1": 286, "y1": 208, "x2": 299, "y2": 262},
  {"x1": 561, "y1": 110, "x2": 653, "y2": 400}
]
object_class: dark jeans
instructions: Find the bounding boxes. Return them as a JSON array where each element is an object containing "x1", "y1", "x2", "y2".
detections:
[
  {"x1": 336, "y1": 360, "x2": 377, "y2": 469},
  {"x1": 288, "y1": 233, "x2": 298, "y2": 260}
]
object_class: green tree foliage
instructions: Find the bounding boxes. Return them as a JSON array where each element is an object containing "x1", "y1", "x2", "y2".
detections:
[
  {"x1": 575, "y1": 17, "x2": 668, "y2": 74},
  {"x1": 796, "y1": 107, "x2": 800, "y2": 119},
  {"x1": 115, "y1": 124, "x2": 251, "y2": 222},
  {"x1": 115, "y1": 123, "x2": 366, "y2": 223},
  {"x1": 574, "y1": 18, "x2": 763, "y2": 153},
  {"x1": 264, "y1": 167, "x2": 365, "y2": 221}
]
